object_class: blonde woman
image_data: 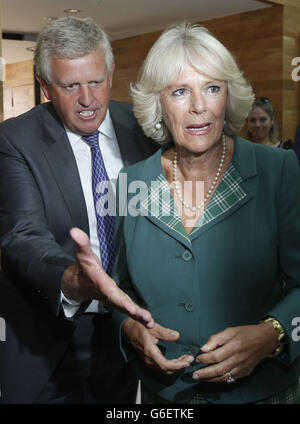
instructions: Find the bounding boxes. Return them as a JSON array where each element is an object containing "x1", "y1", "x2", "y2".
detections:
[{"x1": 112, "y1": 23, "x2": 300, "y2": 404}]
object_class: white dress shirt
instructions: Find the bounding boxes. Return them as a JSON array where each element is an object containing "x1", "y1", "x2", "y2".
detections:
[{"x1": 61, "y1": 110, "x2": 124, "y2": 317}]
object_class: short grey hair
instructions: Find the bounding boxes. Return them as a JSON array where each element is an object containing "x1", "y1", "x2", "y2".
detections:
[
  {"x1": 34, "y1": 17, "x2": 114, "y2": 83},
  {"x1": 131, "y1": 22, "x2": 254, "y2": 143}
]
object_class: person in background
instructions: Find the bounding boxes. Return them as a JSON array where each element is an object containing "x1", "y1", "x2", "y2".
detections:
[
  {"x1": 108, "y1": 23, "x2": 300, "y2": 404},
  {"x1": 0, "y1": 16, "x2": 157, "y2": 404},
  {"x1": 246, "y1": 97, "x2": 293, "y2": 149}
]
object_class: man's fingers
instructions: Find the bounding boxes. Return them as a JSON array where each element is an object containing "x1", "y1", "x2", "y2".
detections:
[
  {"x1": 148, "y1": 347, "x2": 194, "y2": 374},
  {"x1": 70, "y1": 228, "x2": 154, "y2": 328},
  {"x1": 70, "y1": 227, "x2": 94, "y2": 257},
  {"x1": 150, "y1": 322, "x2": 180, "y2": 342},
  {"x1": 116, "y1": 294, "x2": 154, "y2": 329},
  {"x1": 70, "y1": 227, "x2": 89, "y2": 248}
]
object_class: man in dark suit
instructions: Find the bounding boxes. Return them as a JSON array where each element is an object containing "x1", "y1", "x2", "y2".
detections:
[{"x1": 0, "y1": 16, "x2": 157, "y2": 404}]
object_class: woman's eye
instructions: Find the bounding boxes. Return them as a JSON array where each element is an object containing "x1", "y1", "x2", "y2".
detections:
[
  {"x1": 173, "y1": 88, "x2": 187, "y2": 96},
  {"x1": 207, "y1": 85, "x2": 220, "y2": 94}
]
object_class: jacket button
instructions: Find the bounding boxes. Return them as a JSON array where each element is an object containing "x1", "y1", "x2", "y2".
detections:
[
  {"x1": 184, "y1": 301, "x2": 194, "y2": 312},
  {"x1": 182, "y1": 250, "x2": 193, "y2": 261}
]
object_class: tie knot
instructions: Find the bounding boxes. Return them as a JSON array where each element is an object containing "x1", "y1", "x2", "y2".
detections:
[{"x1": 82, "y1": 131, "x2": 99, "y2": 149}]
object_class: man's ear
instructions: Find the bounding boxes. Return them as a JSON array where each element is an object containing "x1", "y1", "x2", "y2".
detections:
[
  {"x1": 108, "y1": 63, "x2": 115, "y2": 88},
  {"x1": 36, "y1": 75, "x2": 51, "y2": 100}
]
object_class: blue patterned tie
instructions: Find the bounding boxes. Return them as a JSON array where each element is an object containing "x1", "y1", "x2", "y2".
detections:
[{"x1": 82, "y1": 131, "x2": 115, "y2": 276}]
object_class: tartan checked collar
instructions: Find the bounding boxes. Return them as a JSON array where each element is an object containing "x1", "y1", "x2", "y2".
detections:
[{"x1": 139, "y1": 161, "x2": 247, "y2": 241}]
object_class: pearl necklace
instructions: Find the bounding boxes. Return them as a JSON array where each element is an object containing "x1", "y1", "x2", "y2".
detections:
[{"x1": 173, "y1": 133, "x2": 226, "y2": 212}]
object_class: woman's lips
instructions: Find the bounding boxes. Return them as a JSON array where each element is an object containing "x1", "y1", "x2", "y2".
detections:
[{"x1": 186, "y1": 123, "x2": 211, "y2": 135}]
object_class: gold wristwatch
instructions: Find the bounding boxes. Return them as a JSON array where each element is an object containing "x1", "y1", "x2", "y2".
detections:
[{"x1": 262, "y1": 317, "x2": 287, "y2": 357}]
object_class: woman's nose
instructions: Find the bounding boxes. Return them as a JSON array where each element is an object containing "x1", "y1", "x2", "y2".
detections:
[{"x1": 190, "y1": 93, "x2": 206, "y2": 114}]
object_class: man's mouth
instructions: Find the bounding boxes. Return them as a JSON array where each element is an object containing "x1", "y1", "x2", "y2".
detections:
[{"x1": 78, "y1": 110, "x2": 96, "y2": 117}]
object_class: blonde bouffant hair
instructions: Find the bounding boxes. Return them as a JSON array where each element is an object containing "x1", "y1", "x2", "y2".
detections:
[{"x1": 131, "y1": 22, "x2": 254, "y2": 143}]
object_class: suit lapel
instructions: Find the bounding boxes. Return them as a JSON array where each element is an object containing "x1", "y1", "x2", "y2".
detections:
[
  {"x1": 109, "y1": 101, "x2": 150, "y2": 166},
  {"x1": 40, "y1": 103, "x2": 90, "y2": 235},
  {"x1": 113, "y1": 122, "x2": 138, "y2": 166}
]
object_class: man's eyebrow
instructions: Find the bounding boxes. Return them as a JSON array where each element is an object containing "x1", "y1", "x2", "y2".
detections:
[{"x1": 56, "y1": 75, "x2": 107, "y2": 86}]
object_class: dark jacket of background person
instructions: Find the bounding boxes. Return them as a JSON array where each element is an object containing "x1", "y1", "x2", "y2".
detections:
[{"x1": 294, "y1": 120, "x2": 300, "y2": 164}]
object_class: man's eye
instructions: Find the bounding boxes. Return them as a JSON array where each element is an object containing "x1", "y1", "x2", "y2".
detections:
[
  {"x1": 64, "y1": 84, "x2": 78, "y2": 90},
  {"x1": 89, "y1": 81, "x2": 101, "y2": 86}
]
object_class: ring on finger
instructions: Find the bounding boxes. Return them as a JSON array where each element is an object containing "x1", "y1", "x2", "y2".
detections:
[{"x1": 225, "y1": 371, "x2": 236, "y2": 384}]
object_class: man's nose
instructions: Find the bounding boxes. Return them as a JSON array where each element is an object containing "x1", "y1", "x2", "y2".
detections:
[{"x1": 78, "y1": 85, "x2": 93, "y2": 107}]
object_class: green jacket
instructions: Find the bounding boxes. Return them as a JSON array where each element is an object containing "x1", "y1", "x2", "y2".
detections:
[{"x1": 113, "y1": 136, "x2": 300, "y2": 403}]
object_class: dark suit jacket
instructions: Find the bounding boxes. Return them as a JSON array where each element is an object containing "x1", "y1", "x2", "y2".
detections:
[
  {"x1": 0, "y1": 100, "x2": 158, "y2": 403},
  {"x1": 294, "y1": 120, "x2": 300, "y2": 165},
  {"x1": 113, "y1": 137, "x2": 300, "y2": 403}
]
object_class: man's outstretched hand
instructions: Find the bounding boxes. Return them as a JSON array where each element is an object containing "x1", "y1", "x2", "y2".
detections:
[{"x1": 62, "y1": 227, "x2": 154, "y2": 329}]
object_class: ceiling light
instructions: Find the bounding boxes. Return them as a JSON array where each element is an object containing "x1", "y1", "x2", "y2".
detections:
[{"x1": 64, "y1": 9, "x2": 82, "y2": 14}]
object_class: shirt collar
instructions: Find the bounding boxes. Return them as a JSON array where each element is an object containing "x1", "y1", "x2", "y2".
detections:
[{"x1": 99, "y1": 109, "x2": 114, "y2": 139}]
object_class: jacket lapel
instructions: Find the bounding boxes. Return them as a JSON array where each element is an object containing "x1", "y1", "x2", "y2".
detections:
[
  {"x1": 190, "y1": 137, "x2": 258, "y2": 241},
  {"x1": 129, "y1": 146, "x2": 192, "y2": 249},
  {"x1": 109, "y1": 101, "x2": 158, "y2": 166},
  {"x1": 40, "y1": 103, "x2": 90, "y2": 235},
  {"x1": 135, "y1": 138, "x2": 258, "y2": 246}
]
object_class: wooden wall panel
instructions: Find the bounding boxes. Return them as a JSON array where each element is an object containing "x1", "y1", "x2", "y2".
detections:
[
  {"x1": 3, "y1": 60, "x2": 35, "y2": 120},
  {"x1": 262, "y1": 0, "x2": 300, "y2": 8},
  {"x1": 4, "y1": 59, "x2": 34, "y2": 86},
  {"x1": 111, "y1": 32, "x2": 162, "y2": 103}
]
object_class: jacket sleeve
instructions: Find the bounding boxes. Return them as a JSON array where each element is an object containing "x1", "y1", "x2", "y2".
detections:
[
  {"x1": 0, "y1": 131, "x2": 74, "y2": 316},
  {"x1": 111, "y1": 169, "x2": 143, "y2": 362},
  {"x1": 266, "y1": 150, "x2": 300, "y2": 364}
]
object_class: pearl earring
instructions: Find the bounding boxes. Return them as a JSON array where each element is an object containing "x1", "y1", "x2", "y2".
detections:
[{"x1": 155, "y1": 121, "x2": 162, "y2": 130}]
